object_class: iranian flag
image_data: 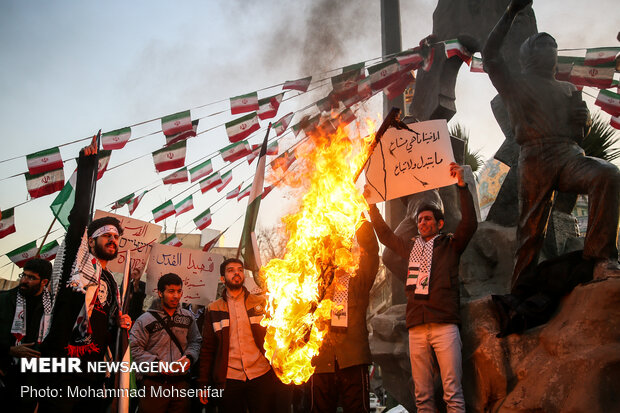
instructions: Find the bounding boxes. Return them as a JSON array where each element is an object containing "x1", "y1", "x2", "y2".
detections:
[
  {"x1": 262, "y1": 185, "x2": 275, "y2": 200},
  {"x1": 0, "y1": 208, "x2": 16, "y2": 239},
  {"x1": 595, "y1": 89, "x2": 620, "y2": 116},
  {"x1": 569, "y1": 65, "x2": 614, "y2": 89},
  {"x1": 161, "y1": 110, "x2": 193, "y2": 136},
  {"x1": 585, "y1": 47, "x2": 620, "y2": 67},
  {"x1": 258, "y1": 94, "x2": 283, "y2": 120},
  {"x1": 97, "y1": 150, "x2": 112, "y2": 180},
  {"x1": 152, "y1": 140, "x2": 187, "y2": 173},
  {"x1": 266, "y1": 140, "x2": 279, "y2": 155},
  {"x1": 161, "y1": 234, "x2": 183, "y2": 247},
  {"x1": 152, "y1": 200, "x2": 175, "y2": 223},
  {"x1": 26, "y1": 147, "x2": 63, "y2": 176},
  {"x1": 216, "y1": 170, "x2": 233, "y2": 192},
  {"x1": 316, "y1": 96, "x2": 334, "y2": 113},
  {"x1": 273, "y1": 112, "x2": 294, "y2": 136},
  {"x1": 611, "y1": 115, "x2": 620, "y2": 130},
  {"x1": 226, "y1": 112, "x2": 260, "y2": 143},
  {"x1": 423, "y1": 48, "x2": 435, "y2": 71},
  {"x1": 332, "y1": 63, "x2": 364, "y2": 101},
  {"x1": 7, "y1": 241, "x2": 38, "y2": 268},
  {"x1": 226, "y1": 184, "x2": 241, "y2": 199},
  {"x1": 221, "y1": 141, "x2": 251, "y2": 163},
  {"x1": 273, "y1": 152, "x2": 296, "y2": 173},
  {"x1": 163, "y1": 167, "x2": 188, "y2": 185},
  {"x1": 194, "y1": 208, "x2": 212, "y2": 231},
  {"x1": 231, "y1": 92, "x2": 259, "y2": 115},
  {"x1": 444, "y1": 39, "x2": 472, "y2": 64},
  {"x1": 237, "y1": 184, "x2": 251, "y2": 201},
  {"x1": 200, "y1": 172, "x2": 222, "y2": 193},
  {"x1": 202, "y1": 232, "x2": 223, "y2": 252},
  {"x1": 174, "y1": 195, "x2": 194, "y2": 216},
  {"x1": 337, "y1": 108, "x2": 357, "y2": 127},
  {"x1": 291, "y1": 122, "x2": 302, "y2": 137},
  {"x1": 384, "y1": 70, "x2": 414, "y2": 100},
  {"x1": 367, "y1": 59, "x2": 399, "y2": 91},
  {"x1": 470, "y1": 56, "x2": 485, "y2": 73},
  {"x1": 50, "y1": 170, "x2": 76, "y2": 229},
  {"x1": 102, "y1": 127, "x2": 131, "y2": 150},
  {"x1": 189, "y1": 159, "x2": 213, "y2": 183},
  {"x1": 25, "y1": 168, "x2": 65, "y2": 199},
  {"x1": 283, "y1": 76, "x2": 312, "y2": 92},
  {"x1": 128, "y1": 191, "x2": 147, "y2": 216},
  {"x1": 39, "y1": 240, "x2": 59, "y2": 261},
  {"x1": 247, "y1": 144, "x2": 261, "y2": 164},
  {"x1": 556, "y1": 56, "x2": 583, "y2": 81},
  {"x1": 396, "y1": 49, "x2": 424, "y2": 68},
  {"x1": 166, "y1": 120, "x2": 199, "y2": 147},
  {"x1": 300, "y1": 115, "x2": 320, "y2": 135},
  {"x1": 111, "y1": 193, "x2": 135, "y2": 210}
]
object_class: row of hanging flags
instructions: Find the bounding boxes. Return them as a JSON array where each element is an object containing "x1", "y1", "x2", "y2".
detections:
[{"x1": 3, "y1": 41, "x2": 620, "y2": 266}]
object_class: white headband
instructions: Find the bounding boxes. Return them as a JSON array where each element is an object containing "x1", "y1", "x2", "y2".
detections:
[{"x1": 91, "y1": 225, "x2": 119, "y2": 238}]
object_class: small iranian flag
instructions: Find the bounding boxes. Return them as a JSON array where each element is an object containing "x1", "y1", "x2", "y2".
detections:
[
  {"x1": 163, "y1": 167, "x2": 188, "y2": 185},
  {"x1": 194, "y1": 208, "x2": 212, "y2": 230},
  {"x1": 594, "y1": 89, "x2": 620, "y2": 116},
  {"x1": 200, "y1": 172, "x2": 222, "y2": 193},
  {"x1": 384, "y1": 70, "x2": 414, "y2": 100},
  {"x1": 584, "y1": 47, "x2": 620, "y2": 67},
  {"x1": 273, "y1": 112, "x2": 294, "y2": 136},
  {"x1": 283, "y1": 76, "x2": 312, "y2": 92},
  {"x1": 50, "y1": 171, "x2": 76, "y2": 229},
  {"x1": 152, "y1": 140, "x2": 187, "y2": 173},
  {"x1": 291, "y1": 122, "x2": 302, "y2": 137},
  {"x1": 39, "y1": 240, "x2": 59, "y2": 261},
  {"x1": 272, "y1": 152, "x2": 296, "y2": 173},
  {"x1": 258, "y1": 94, "x2": 283, "y2": 120},
  {"x1": 216, "y1": 170, "x2": 233, "y2": 192},
  {"x1": 611, "y1": 115, "x2": 620, "y2": 130},
  {"x1": 396, "y1": 49, "x2": 424, "y2": 68},
  {"x1": 161, "y1": 110, "x2": 193, "y2": 136},
  {"x1": 470, "y1": 56, "x2": 485, "y2": 73},
  {"x1": 0, "y1": 207, "x2": 16, "y2": 239},
  {"x1": 302, "y1": 115, "x2": 320, "y2": 135},
  {"x1": 262, "y1": 185, "x2": 275, "y2": 200},
  {"x1": 226, "y1": 112, "x2": 260, "y2": 143},
  {"x1": 97, "y1": 150, "x2": 112, "y2": 180},
  {"x1": 226, "y1": 184, "x2": 241, "y2": 199},
  {"x1": 7, "y1": 241, "x2": 38, "y2": 268},
  {"x1": 569, "y1": 65, "x2": 614, "y2": 89},
  {"x1": 556, "y1": 56, "x2": 584, "y2": 81},
  {"x1": 247, "y1": 144, "x2": 261, "y2": 164},
  {"x1": 231, "y1": 92, "x2": 259, "y2": 115},
  {"x1": 266, "y1": 140, "x2": 279, "y2": 155},
  {"x1": 161, "y1": 234, "x2": 183, "y2": 247},
  {"x1": 221, "y1": 141, "x2": 251, "y2": 163},
  {"x1": 423, "y1": 48, "x2": 435, "y2": 71},
  {"x1": 128, "y1": 191, "x2": 147, "y2": 216},
  {"x1": 152, "y1": 200, "x2": 175, "y2": 223},
  {"x1": 111, "y1": 193, "x2": 135, "y2": 210},
  {"x1": 101, "y1": 127, "x2": 132, "y2": 150},
  {"x1": 202, "y1": 232, "x2": 223, "y2": 252},
  {"x1": 237, "y1": 184, "x2": 251, "y2": 201},
  {"x1": 444, "y1": 39, "x2": 472, "y2": 64},
  {"x1": 332, "y1": 64, "x2": 364, "y2": 101},
  {"x1": 316, "y1": 96, "x2": 334, "y2": 113},
  {"x1": 367, "y1": 59, "x2": 399, "y2": 91},
  {"x1": 337, "y1": 108, "x2": 357, "y2": 127},
  {"x1": 189, "y1": 159, "x2": 213, "y2": 183},
  {"x1": 166, "y1": 120, "x2": 199, "y2": 147},
  {"x1": 26, "y1": 147, "x2": 63, "y2": 176},
  {"x1": 174, "y1": 195, "x2": 194, "y2": 216},
  {"x1": 25, "y1": 168, "x2": 65, "y2": 199}
]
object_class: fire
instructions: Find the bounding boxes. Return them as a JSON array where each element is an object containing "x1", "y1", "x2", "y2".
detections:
[{"x1": 261, "y1": 116, "x2": 376, "y2": 384}]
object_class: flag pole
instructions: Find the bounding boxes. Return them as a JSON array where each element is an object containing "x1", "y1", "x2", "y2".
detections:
[
  {"x1": 88, "y1": 129, "x2": 102, "y2": 224},
  {"x1": 35, "y1": 216, "x2": 57, "y2": 257}
]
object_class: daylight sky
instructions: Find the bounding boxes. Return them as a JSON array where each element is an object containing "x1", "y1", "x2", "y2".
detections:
[{"x1": 0, "y1": 0, "x2": 618, "y2": 280}]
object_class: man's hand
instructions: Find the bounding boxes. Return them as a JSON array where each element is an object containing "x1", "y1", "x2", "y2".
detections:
[
  {"x1": 120, "y1": 312, "x2": 132, "y2": 330},
  {"x1": 449, "y1": 162, "x2": 466, "y2": 188},
  {"x1": 362, "y1": 184, "x2": 376, "y2": 209},
  {"x1": 176, "y1": 355, "x2": 191, "y2": 373},
  {"x1": 81, "y1": 134, "x2": 98, "y2": 157},
  {"x1": 9, "y1": 343, "x2": 41, "y2": 359}
]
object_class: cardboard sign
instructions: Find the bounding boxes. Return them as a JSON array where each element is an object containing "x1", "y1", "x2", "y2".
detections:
[
  {"x1": 146, "y1": 243, "x2": 223, "y2": 305},
  {"x1": 93, "y1": 210, "x2": 162, "y2": 277},
  {"x1": 364, "y1": 119, "x2": 456, "y2": 204}
]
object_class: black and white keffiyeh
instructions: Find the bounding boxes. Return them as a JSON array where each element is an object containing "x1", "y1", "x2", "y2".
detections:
[
  {"x1": 407, "y1": 235, "x2": 439, "y2": 295},
  {"x1": 11, "y1": 288, "x2": 52, "y2": 344}
]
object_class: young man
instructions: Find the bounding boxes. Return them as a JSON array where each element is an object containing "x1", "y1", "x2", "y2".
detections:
[
  {"x1": 365, "y1": 163, "x2": 477, "y2": 413},
  {"x1": 130, "y1": 273, "x2": 201, "y2": 413},
  {"x1": 0, "y1": 258, "x2": 52, "y2": 413},
  {"x1": 198, "y1": 258, "x2": 279, "y2": 413}
]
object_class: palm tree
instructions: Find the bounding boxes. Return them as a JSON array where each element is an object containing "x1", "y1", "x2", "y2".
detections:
[
  {"x1": 582, "y1": 112, "x2": 620, "y2": 164},
  {"x1": 449, "y1": 123, "x2": 483, "y2": 173}
]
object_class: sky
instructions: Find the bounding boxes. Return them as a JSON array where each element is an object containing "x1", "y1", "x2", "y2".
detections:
[{"x1": 0, "y1": 0, "x2": 618, "y2": 280}]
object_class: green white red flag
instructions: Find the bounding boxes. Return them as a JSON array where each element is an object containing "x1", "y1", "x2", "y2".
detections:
[
  {"x1": 220, "y1": 141, "x2": 251, "y2": 163},
  {"x1": 200, "y1": 172, "x2": 222, "y2": 193},
  {"x1": 97, "y1": 150, "x2": 112, "y2": 180},
  {"x1": 595, "y1": 89, "x2": 620, "y2": 116},
  {"x1": 291, "y1": 122, "x2": 302, "y2": 137},
  {"x1": 336, "y1": 108, "x2": 356, "y2": 127},
  {"x1": 216, "y1": 170, "x2": 233, "y2": 192},
  {"x1": 258, "y1": 94, "x2": 283, "y2": 120},
  {"x1": 189, "y1": 159, "x2": 213, "y2": 183},
  {"x1": 423, "y1": 48, "x2": 435, "y2": 71},
  {"x1": 273, "y1": 112, "x2": 294, "y2": 136},
  {"x1": 262, "y1": 185, "x2": 274, "y2": 200},
  {"x1": 161, "y1": 110, "x2": 193, "y2": 136},
  {"x1": 7, "y1": 240, "x2": 38, "y2": 268},
  {"x1": 226, "y1": 112, "x2": 260, "y2": 143},
  {"x1": 301, "y1": 115, "x2": 320, "y2": 135},
  {"x1": 161, "y1": 234, "x2": 183, "y2": 247},
  {"x1": 193, "y1": 208, "x2": 212, "y2": 230},
  {"x1": 50, "y1": 171, "x2": 76, "y2": 229},
  {"x1": 152, "y1": 140, "x2": 187, "y2": 172},
  {"x1": 611, "y1": 115, "x2": 620, "y2": 130},
  {"x1": 316, "y1": 96, "x2": 334, "y2": 113},
  {"x1": 231, "y1": 92, "x2": 259, "y2": 115},
  {"x1": 331, "y1": 63, "x2": 365, "y2": 101},
  {"x1": 39, "y1": 240, "x2": 59, "y2": 261},
  {"x1": 226, "y1": 184, "x2": 241, "y2": 199},
  {"x1": 556, "y1": 56, "x2": 583, "y2": 81},
  {"x1": 102, "y1": 127, "x2": 131, "y2": 150},
  {"x1": 111, "y1": 193, "x2": 135, "y2": 210},
  {"x1": 25, "y1": 168, "x2": 65, "y2": 199},
  {"x1": 444, "y1": 39, "x2": 472, "y2": 64},
  {"x1": 0, "y1": 208, "x2": 16, "y2": 239},
  {"x1": 367, "y1": 59, "x2": 399, "y2": 91},
  {"x1": 272, "y1": 152, "x2": 296, "y2": 173},
  {"x1": 470, "y1": 56, "x2": 485, "y2": 73},
  {"x1": 128, "y1": 191, "x2": 147, "y2": 216},
  {"x1": 584, "y1": 47, "x2": 620, "y2": 67},
  {"x1": 237, "y1": 184, "x2": 251, "y2": 201},
  {"x1": 166, "y1": 120, "x2": 199, "y2": 147},
  {"x1": 283, "y1": 76, "x2": 312, "y2": 92},
  {"x1": 202, "y1": 232, "x2": 223, "y2": 252},
  {"x1": 152, "y1": 200, "x2": 175, "y2": 223},
  {"x1": 26, "y1": 147, "x2": 63, "y2": 175},
  {"x1": 247, "y1": 144, "x2": 261, "y2": 164},
  {"x1": 396, "y1": 49, "x2": 424, "y2": 68},
  {"x1": 266, "y1": 140, "x2": 279, "y2": 155},
  {"x1": 163, "y1": 167, "x2": 188, "y2": 185},
  {"x1": 384, "y1": 70, "x2": 414, "y2": 100},
  {"x1": 174, "y1": 195, "x2": 194, "y2": 216},
  {"x1": 569, "y1": 65, "x2": 614, "y2": 89}
]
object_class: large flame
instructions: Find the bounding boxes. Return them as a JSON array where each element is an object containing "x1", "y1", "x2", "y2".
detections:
[{"x1": 261, "y1": 116, "x2": 376, "y2": 384}]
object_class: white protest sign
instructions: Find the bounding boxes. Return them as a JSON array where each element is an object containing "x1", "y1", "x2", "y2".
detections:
[
  {"x1": 146, "y1": 243, "x2": 223, "y2": 305},
  {"x1": 93, "y1": 210, "x2": 162, "y2": 276},
  {"x1": 364, "y1": 119, "x2": 456, "y2": 204}
]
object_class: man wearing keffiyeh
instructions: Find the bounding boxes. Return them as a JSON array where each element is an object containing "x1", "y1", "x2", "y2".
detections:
[{"x1": 365, "y1": 163, "x2": 477, "y2": 413}]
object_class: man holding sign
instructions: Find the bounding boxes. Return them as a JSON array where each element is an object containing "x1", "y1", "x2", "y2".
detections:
[{"x1": 365, "y1": 163, "x2": 477, "y2": 413}]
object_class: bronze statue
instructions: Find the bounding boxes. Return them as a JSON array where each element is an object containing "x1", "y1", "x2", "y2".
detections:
[{"x1": 483, "y1": 0, "x2": 620, "y2": 296}]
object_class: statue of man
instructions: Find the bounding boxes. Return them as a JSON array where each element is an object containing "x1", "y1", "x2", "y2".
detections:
[{"x1": 483, "y1": 0, "x2": 620, "y2": 296}]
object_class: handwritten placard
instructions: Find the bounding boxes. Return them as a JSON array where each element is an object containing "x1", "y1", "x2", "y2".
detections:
[
  {"x1": 364, "y1": 119, "x2": 456, "y2": 203},
  {"x1": 146, "y1": 243, "x2": 224, "y2": 305},
  {"x1": 93, "y1": 210, "x2": 162, "y2": 277}
]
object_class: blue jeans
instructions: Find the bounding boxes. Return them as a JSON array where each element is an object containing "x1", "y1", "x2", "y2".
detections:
[{"x1": 408, "y1": 323, "x2": 465, "y2": 412}]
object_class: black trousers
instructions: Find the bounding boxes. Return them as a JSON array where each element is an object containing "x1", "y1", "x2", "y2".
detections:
[
  {"x1": 139, "y1": 376, "x2": 191, "y2": 413},
  {"x1": 219, "y1": 369, "x2": 280, "y2": 413},
  {"x1": 309, "y1": 363, "x2": 370, "y2": 413}
]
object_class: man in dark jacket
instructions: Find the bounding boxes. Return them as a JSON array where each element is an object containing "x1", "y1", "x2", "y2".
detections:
[{"x1": 366, "y1": 163, "x2": 477, "y2": 413}]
